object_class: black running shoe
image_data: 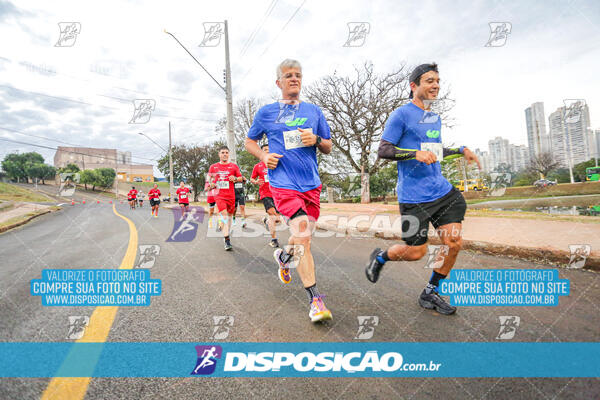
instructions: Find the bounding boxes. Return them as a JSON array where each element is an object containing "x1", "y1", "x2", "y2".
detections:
[
  {"x1": 269, "y1": 238, "x2": 279, "y2": 248},
  {"x1": 365, "y1": 248, "x2": 383, "y2": 283},
  {"x1": 224, "y1": 240, "x2": 233, "y2": 251},
  {"x1": 418, "y1": 289, "x2": 457, "y2": 315}
]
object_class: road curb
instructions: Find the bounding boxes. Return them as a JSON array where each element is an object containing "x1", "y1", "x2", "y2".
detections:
[
  {"x1": 316, "y1": 221, "x2": 600, "y2": 271},
  {"x1": 0, "y1": 209, "x2": 55, "y2": 234}
]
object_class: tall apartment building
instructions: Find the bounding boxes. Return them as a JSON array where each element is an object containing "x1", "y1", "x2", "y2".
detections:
[
  {"x1": 548, "y1": 101, "x2": 591, "y2": 167},
  {"x1": 525, "y1": 102, "x2": 550, "y2": 160}
]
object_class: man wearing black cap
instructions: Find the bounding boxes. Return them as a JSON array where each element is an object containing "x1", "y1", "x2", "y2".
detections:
[{"x1": 365, "y1": 63, "x2": 480, "y2": 315}]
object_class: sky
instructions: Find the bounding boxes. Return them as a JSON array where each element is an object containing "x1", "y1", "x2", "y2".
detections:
[{"x1": 1, "y1": 0, "x2": 599, "y2": 175}]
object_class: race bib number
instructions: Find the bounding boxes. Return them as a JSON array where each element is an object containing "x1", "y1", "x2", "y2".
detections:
[
  {"x1": 217, "y1": 180, "x2": 230, "y2": 189},
  {"x1": 283, "y1": 128, "x2": 312, "y2": 150},
  {"x1": 234, "y1": 183, "x2": 242, "y2": 189},
  {"x1": 263, "y1": 174, "x2": 269, "y2": 183},
  {"x1": 180, "y1": 194, "x2": 187, "y2": 199},
  {"x1": 421, "y1": 142, "x2": 443, "y2": 162}
]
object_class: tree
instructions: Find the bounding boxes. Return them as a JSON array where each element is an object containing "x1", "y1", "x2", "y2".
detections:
[
  {"x1": 24, "y1": 162, "x2": 55, "y2": 184},
  {"x1": 528, "y1": 152, "x2": 559, "y2": 179},
  {"x1": 305, "y1": 62, "x2": 454, "y2": 203},
  {"x1": 2, "y1": 152, "x2": 45, "y2": 182},
  {"x1": 80, "y1": 169, "x2": 95, "y2": 190},
  {"x1": 574, "y1": 159, "x2": 598, "y2": 182},
  {"x1": 158, "y1": 142, "x2": 226, "y2": 201},
  {"x1": 95, "y1": 168, "x2": 116, "y2": 189},
  {"x1": 216, "y1": 97, "x2": 267, "y2": 150},
  {"x1": 58, "y1": 163, "x2": 81, "y2": 174}
]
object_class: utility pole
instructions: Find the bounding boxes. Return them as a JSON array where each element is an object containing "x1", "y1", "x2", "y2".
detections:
[
  {"x1": 164, "y1": 23, "x2": 236, "y2": 162},
  {"x1": 169, "y1": 121, "x2": 174, "y2": 203},
  {"x1": 224, "y1": 20, "x2": 236, "y2": 163}
]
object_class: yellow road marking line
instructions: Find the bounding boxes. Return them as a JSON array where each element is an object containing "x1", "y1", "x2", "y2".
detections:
[{"x1": 41, "y1": 204, "x2": 138, "y2": 400}]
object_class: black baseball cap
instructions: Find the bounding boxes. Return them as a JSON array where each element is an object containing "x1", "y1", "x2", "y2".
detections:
[{"x1": 409, "y1": 63, "x2": 438, "y2": 99}]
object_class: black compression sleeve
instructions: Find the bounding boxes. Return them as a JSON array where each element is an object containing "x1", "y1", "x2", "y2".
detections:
[{"x1": 378, "y1": 140, "x2": 417, "y2": 161}]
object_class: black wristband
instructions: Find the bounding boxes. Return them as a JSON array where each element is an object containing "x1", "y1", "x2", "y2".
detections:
[{"x1": 315, "y1": 135, "x2": 322, "y2": 146}]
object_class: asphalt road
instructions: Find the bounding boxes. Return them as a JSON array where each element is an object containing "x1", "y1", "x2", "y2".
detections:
[{"x1": 1, "y1": 185, "x2": 599, "y2": 399}]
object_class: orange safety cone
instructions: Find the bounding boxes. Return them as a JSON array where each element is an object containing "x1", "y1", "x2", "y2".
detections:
[
  {"x1": 71, "y1": 200, "x2": 75, "y2": 205},
  {"x1": 82, "y1": 200, "x2": 86, "y2": 204},
  {"x1": 109, "y1": 200, "x2": 112, "y2": 204},
  {"x1": 97, "y1": 200, "x2": 100, "y2": 204}
]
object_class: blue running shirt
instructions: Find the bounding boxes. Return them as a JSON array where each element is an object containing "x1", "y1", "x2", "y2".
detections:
[
  {"x1": 382, "y1": 102, "x2": 453, "y2": 203},
  {"x1": 247, "y1": 102, "x2": 331, "y2": 192}
]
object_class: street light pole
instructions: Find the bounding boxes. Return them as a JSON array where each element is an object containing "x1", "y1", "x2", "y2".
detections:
[
  {"x1": 169, "y1": 122, "x2": 174, "y2": 203},
  {"x1": 137, "y1": 131, "x2": 173, "y2": 202},
  {"x1": 224, "y1": 20, "x2": 236, "y2": 163},
  {"x1": 164, "y1": 25, "x2": 236, "y2": 162}
]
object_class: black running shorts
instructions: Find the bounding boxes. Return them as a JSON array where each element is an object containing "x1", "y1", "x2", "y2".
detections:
[
  {"x1": 262, "y1": 196, "x2": 276, "y2": 212},
  {"x1": 150, "y1": 198, "x2": 160, "y2": 207},
  {"x1": 399, "y1": 187, "x2": 466, "y2": 246}
]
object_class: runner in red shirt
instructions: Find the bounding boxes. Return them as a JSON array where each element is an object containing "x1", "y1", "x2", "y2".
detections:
[
  {"x1": 208, "y1": 146, "x2": 242, "y2": 251},
  {"x1": 176, "y1": 181, "x2": 191, "y2": 219},
  {"x1": 127, "y1": 186, "x2": 138, "y2": 210},
  {"x1": 205, "y1": 172, "x2": 217, "y2": 228},
  {"x1": 251, "y1": 143, "x2": 281, "y2": 248},
  {"x1": 148, "y1": 183, "x2": 161, "y2": 218}
]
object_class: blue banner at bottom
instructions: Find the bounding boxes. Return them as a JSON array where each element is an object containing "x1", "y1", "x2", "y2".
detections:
[{"x1": 1, "y1": 342, "x2": 598, "y2": 378}]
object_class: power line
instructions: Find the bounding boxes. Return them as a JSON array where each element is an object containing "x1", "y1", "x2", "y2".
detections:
[
  {"x1": 0, "y1": 126, "x2": 160, "y2": 163},
  {"x1": 239, "y1": 0, "x2": 279, "y2": 56},
  {"x1": 235, "y1": 0, "x2": 307, "y2": 89},
  {"x1": 0, "y1": 84, "x2": 221, "y2": 123},
  {"x1": 0, "y1": 137, "x2": 159, "y2": 167}
]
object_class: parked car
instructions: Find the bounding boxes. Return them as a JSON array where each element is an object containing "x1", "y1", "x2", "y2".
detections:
[
  {"x1": 533, "y1": 179, "x2": 557, "y2": 188},
  {"x1": 133, "y1": 177, "x2": 143, "y2": 182}
]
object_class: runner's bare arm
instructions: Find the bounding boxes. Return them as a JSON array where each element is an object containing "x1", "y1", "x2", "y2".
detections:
[
  {"x1": 298, "y1": 128, "x2": 332, "y2": 154},
  {"x1": 245, "y1": 137, "x2": 282, "y2": 169}
]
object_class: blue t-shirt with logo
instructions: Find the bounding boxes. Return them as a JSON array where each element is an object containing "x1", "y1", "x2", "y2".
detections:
[
  {"x1": 382, "y1": 102, "x2": 453, "y2": 204},
  {"x1": 247, "y1": 102, "x2": 331, "y2": 192}
]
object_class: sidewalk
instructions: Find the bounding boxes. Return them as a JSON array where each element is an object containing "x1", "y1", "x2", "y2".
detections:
[
  {"x1": 0, "y1": 202, "x2": 54, "y2": 233},
  {"x1": 315, "y1": 203, "x2": 600, "y2": 270}
]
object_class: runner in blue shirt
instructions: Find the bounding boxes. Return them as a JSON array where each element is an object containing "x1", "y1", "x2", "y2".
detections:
[
  {"x1": 365, "y1": 63, "x2": 481, "y2": 315},
  {"x1": 245, "y1": 59, "x2": 334, "y2": 323}
]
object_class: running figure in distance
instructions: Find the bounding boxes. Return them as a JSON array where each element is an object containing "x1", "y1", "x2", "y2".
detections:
[
  {"x1": 148, "y1": 183, "x2": 161, "y2": 218},
  {"x1": 251, "y1": 143, "x2": 281, "y2": 248},
  {"x1": 127, "y1": 186, "x2": 137, "y2": 210},
  {"x1": 176, "y1": 181, "x2": 191, "y2": 220},
  {"x1": 208, "y1": 146, "x2": 242, "y2": 251}
]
